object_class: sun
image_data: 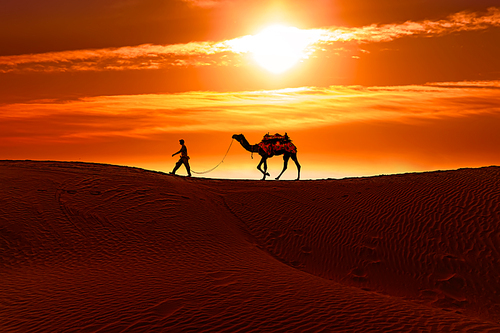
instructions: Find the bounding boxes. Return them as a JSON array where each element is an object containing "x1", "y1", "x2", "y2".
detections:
[
  {"x1": 250, "y1": 25, "x2": 309, "y2": 74},
  {"x1": 248, "y1": 24, "x2": 317, "y2": 74},
  {"x1": 225, "y1": 24, "x2": 321, "y2": 74}
]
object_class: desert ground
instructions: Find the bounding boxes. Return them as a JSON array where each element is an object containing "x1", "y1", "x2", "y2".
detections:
[{"x1": 1, "y1": 160, "x2": 500, "y2": 332}]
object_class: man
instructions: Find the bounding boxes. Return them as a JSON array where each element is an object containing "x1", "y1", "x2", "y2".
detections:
[{"x1": 171, "y1": 139, "x2": 191, "y2": 177}]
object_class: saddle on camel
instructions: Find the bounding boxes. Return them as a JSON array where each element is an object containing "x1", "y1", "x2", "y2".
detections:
[{"x1": 258, "y1": 133, "x2": 297, "y2": 157}]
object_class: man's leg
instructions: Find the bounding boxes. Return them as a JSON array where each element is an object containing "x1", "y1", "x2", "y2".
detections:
[
  {"x1": 184, "y1": 160, "x2": 192, "y2": 177},
  {"x1": 172, "y1": 160, "x2": 182, "y2": 174}
]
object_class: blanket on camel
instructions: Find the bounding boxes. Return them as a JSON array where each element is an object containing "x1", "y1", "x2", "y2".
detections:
[{"x1": 258, "y1": 133, "x2": 297, "y2": 156}]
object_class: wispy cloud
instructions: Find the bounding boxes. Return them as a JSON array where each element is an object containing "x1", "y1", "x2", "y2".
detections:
[
  {"x1": 320, "y1": 7, "x2": 500, "y2": 43},
  {"x1": 0, "y1": 8, "x2": 498, "y2": 73},
  {"x1": 1, "y1": 81, "x2": 499, "y2": 143},
  {"x1": 425, "y1": 80, "x2": 500, "y2": 89},
  {"x1": 0, "y1": 42, "x2": 238, "y2": 73},
  {"x1": 181, "y1": 0, "x2": 230, "y2": 8}
]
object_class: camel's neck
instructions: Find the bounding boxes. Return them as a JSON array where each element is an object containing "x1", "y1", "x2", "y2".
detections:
[{"x1": 236, "y1": 135, "x2": 258, "y2": 153}]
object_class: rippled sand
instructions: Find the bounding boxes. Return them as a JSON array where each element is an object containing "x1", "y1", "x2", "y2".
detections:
[{"x1": 1, "y1": 161, "x2": 499, "y2": 332}]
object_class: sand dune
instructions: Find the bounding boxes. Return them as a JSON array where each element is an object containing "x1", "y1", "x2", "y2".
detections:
[{"x1": 1, "y1": 160, "x2": 500, "y2": 332}]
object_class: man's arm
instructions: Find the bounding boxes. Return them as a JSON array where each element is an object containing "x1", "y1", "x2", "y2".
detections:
[{"x1": 172, "y1": 149, "x2": 181, "y2": 157}]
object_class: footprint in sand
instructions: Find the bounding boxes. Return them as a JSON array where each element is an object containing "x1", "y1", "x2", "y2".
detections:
[
  {"x1": 349, "y1": 267, "x2": 368, "y2": 283},
  {"x1": 293, "y1": 229, "x2": 304, "y2": 236},
  {"x1": 435, "y1": 273, "x2": 467, "y2": 302},
  {"x1": 359, "y1": 245, "x2": 379, "y2": 262},
  {"x1": 301, "y1": 245, "x2": 312, "y2": 254}
]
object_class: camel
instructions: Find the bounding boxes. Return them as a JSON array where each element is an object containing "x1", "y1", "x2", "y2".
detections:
[{"x1": 232, "y1": 134, "x2": 301, "y2": 180}]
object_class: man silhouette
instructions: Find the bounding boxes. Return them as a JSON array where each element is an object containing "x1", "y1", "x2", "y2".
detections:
[{"x1": 171, "y1": 139, "x2": 191, "y2": 177}]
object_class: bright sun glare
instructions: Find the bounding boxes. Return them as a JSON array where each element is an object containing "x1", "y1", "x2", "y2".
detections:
[
  {"x1": 229, "y1": 24, "x2": 321, "y2": 74},
  {"x1": 252, "y1": 25, "x2": 313, "y2": 74}
]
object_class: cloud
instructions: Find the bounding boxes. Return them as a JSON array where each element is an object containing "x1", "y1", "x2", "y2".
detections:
[
  {"x1": 1, "y1": 8, "x2": 499, "y2": 73},
  {"x1": 1, "y1": 81, "x2": 499, "y2": 143},
  {"x1": 181, "y1": 0, "x2": 231, "y2": 8},
  {"x1": 319, "y1": 7, "x2": 500, "y2": 44},
  {"x1": 425, "y1": 80, "x2": 500, "y2": 89},
  {"x1": 0, "y1": 42, "x2": 238, "y2": 73}
]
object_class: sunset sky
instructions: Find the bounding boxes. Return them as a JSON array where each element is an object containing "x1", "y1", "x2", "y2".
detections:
[{"x1": 1, "y1": 0, "x2": 499, "y2": 179}]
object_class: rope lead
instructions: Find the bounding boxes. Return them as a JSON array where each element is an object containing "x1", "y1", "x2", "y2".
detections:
[{"x1": 191, "y1": 139, "x2": 234, "y2": 174}]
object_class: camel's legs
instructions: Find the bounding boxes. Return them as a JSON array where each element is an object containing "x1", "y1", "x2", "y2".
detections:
[
  {"x1": 257, "y1": 157, "x2": 270, "y2": 180},
  {"x1": 275, "y1": 154, "x2": 290, "y2": 180},
  {"x1": 291, "y1": 153, "x2": 301, "y2": 180}
]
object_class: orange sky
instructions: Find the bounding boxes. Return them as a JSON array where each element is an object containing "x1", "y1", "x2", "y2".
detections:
[{"x1": 1, "y1": 0, "x2": 499, "y2": 179}]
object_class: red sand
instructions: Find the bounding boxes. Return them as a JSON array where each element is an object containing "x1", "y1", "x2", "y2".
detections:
[{"x1": 1, "y1": 160, "x2": 500, "y2": 332}]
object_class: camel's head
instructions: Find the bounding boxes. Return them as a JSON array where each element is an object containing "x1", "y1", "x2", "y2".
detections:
[{"x1": 232, "y1": 134, "x2": 242, "y2": 140}]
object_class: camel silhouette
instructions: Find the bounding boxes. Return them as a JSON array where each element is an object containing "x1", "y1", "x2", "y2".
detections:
[{"x1": 232, "y1": 134, "x2": 301, "y2": 180}]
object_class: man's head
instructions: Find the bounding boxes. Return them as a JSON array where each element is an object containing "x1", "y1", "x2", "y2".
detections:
[{"x1": 179, "y1": 139, "x2": 185, "y2": 145}]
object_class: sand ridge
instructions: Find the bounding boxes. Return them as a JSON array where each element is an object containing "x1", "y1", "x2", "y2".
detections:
[{"x1": 1, "y1": 160, "x2": 500, "y2": 332}]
